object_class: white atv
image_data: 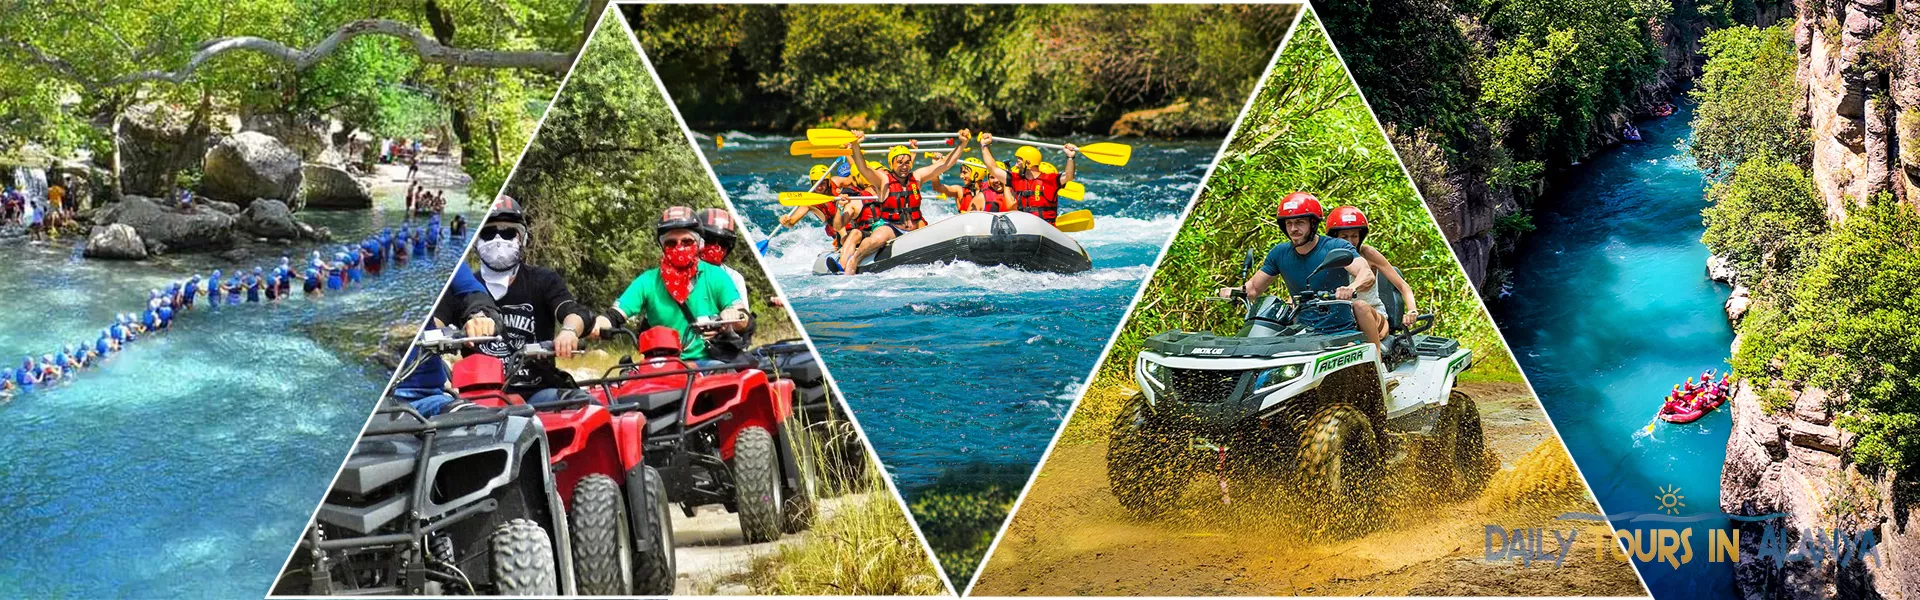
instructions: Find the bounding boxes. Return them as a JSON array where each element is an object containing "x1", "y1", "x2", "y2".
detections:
[{"x1": 1106, "y1": 248, "x2": 1491, "y2": 522}]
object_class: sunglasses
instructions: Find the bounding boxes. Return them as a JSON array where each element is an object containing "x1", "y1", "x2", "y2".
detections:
[
  {"x1": 662, "y1": 238, "x2": 700, "y2": 248},
  {"x1": 479, "y1": 227, "x2": 520, "y2": 241}
]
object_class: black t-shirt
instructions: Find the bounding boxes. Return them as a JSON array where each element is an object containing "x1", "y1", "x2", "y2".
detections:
[{"x1": 470, "y1": 264, "x2": 586, "y2": 393}]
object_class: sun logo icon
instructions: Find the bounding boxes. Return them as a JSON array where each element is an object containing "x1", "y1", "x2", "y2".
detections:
[{"x1": 1655, "y1": 485, "x2": 1686, "y2": 514}]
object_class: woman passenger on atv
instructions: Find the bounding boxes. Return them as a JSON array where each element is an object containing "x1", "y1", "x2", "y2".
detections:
[
  {"x1": 1324, "y1": 206, "x2": 1420, "y2": 350},
  {"x1": 594, "y1": 206, "x2": 751, "y2": 366},
  {"x1": 471, "y1": 196, "x2": 596, "y2": 399},
  {"x1": 841, "y1": 129, "x2": 972, "y2": 275},
  {"x1": 1221, "y1": 192, "x2": 1378, "y2": 336}
]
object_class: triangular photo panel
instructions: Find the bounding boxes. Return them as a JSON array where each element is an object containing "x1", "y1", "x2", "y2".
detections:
[
  {"x1": 269, "y1": 12, "x2": 947, "y2": 596},
  {"x1": 969, "y1": 8, "x2": 1647, "y2": 596},
  {"x1": 626, "y1": 3, "x2": 1305, "y2": 581}
]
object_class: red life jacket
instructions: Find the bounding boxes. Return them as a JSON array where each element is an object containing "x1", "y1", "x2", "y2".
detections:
[
  {"x1": 1009, "y1": 172, "x2": 1059, "y2": 222},
  {"x1": 813, "y1": 181, "x2": 843, "y2": 240},
  {"x1": 876, "y1": 172, "x2": 923, "y2": 226},
  {"x1": 969, "y1": 182, "x2": 1011, "y2": 212}
]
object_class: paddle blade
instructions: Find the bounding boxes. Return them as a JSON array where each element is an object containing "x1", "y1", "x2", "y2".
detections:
[
  {"x1": 716, "y1": 136, "x2": 725, "y2": 150},
  {"x1": 809, "y1": 148, "x2": 854, "y2": 158},
  {"x1": 755, "y1": 238, "x2": 772, "y2": 255},
  {"x1": 1079, "y1": 142, "x2": 1133, "y2": 166},
  {"x1": 778, "y1": 191, "x2": 836, "y2": 207},
  {"x1": 788, "y1": 140, "x2": 819, "y2": 156},
  {"x1": 1054, "y1": 210, "x2": 1094, "y2": 232},
  {"x1": 1059, "y1": 181, "x2": 1086, "y2": 201},
  {"x1": 806, "y1": 128, "x2": 856, "y2": 146}
]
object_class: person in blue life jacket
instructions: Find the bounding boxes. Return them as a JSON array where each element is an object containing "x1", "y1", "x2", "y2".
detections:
[
  {"x1": 206, "y1": 270, "x2": 223, "y2": 308},
  {"x1": 392, "y1": 228, "x2": 410, "y2": 265},
  {"x1": 392, "y1": 262, "x2": 501, "y2": 417},
  {"x1": 140, "y1": 307, "x2": 159, "y2": 332},
  {"x1": 363, "y1": 238, "x2": 384, "y2": 276},
  {"x1": 328, "y1": 252, "x2": 348, "y2": 291},
  {"x1": 426, "y1": 215, "x2": 442, "y2": 252},
  {"x1": 345, "y1": 245, "x2": 364, "y2": 283},
  {"x1": 410, "y1": 227, "x2": 428, "y2": 257},
  {"x1": 222, "y1": 275, "x2": 241, "y2": 305},
  {"x1": 79, "y1": 341, "x2": 100, "y2": 367},
  {"x1": 96, "y1": 331, "x2": 114, "y2": 355},
  {"x1": 304, "y1": 266, "x2": 324, "y2": 298},
  {"x1": 247, "y1": 268, "x2": 265, "y2": 302},
  {"x1": 0, "y1": 370, "x2": 14, "y2": 396},
  {"x1": 13, "y1": 358, "x2": 37, "y2": 390},
  {"x1": 156, "y1": 299, "x2": 174, "y2": 329},
  {"x1": 182, "y1": 274, "x2": 200, "y2": 309},
  {"x1": 51, "y1": 347, "x2": 72, "y2": 372}
]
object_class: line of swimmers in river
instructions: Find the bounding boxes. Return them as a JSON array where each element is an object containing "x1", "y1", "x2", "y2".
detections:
[
  {"x1": 0, "y1": 214, "x2": 467, "y2": 397},
  {"x1": 775, "y1": 129, "x2": 1079, "y2": 274}
]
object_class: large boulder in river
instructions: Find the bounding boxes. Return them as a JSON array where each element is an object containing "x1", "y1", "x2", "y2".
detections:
[
  {"x1": 201, "y1": 132, "x2": 303, "y2": 205},
  {"x1": 116, "y1": 103, "x2": 211, "y2": 197},
  {"x1": 241, "y1": 199, "x2": 301, "y2": 239},
  {"x1": 84, "y1": 224, "x2": 147, "y2": 260},
  {"x1": 298, "y1": 163, "x2": 373, "y2": 209},
  {"x1": 96, "y1": 196, "x2": 236, "y2": 252}
]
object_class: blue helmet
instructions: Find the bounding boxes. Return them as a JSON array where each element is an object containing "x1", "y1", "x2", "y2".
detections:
[{"x1": 212, "y1": 269, "x2": 222, "y2": 278}]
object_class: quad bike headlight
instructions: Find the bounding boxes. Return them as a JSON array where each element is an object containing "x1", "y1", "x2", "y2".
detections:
[
  {"x1": 1253, "y1": 363, "x2": 1306, "y2": 390},
  {"x1": 1139, "y1": 356, "x2": 1169, "y2": 389}
]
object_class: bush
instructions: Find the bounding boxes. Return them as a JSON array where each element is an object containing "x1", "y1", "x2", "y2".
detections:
[
  {"x1": 1699, "y1": 157, "x2": 1827, "y2": 295},
  {"x1": 1690, "y1": 24, "x2": 1807, "y2": 178},
  {"x1": 1733, "y1": 195, "x2": 1920, "y2": 471}
]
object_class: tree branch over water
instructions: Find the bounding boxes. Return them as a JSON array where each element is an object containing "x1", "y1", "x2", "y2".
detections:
[{"x1": 2, "y1": 18, "x2": 574, "y2": 90}]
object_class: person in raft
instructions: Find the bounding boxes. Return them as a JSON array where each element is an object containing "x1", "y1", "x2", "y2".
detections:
[
  {"x1": 828, "y1": 161, "x2": 882, "y2": 272},
  {"x1": 980, "y1": 132, "x2": 1074, "y2": 225},
  {"x1": 839, "y1": 129, "x2": 972, "y2": 275},
  {"x1": 1220, "y1": 192, "x2": 1379, "y2": 337},
  {"x1": 593, "y1": 206, "x2": 752, "y2": 367},
  {"x1": 929, "y1": 157, "x2": 1012, "y2": 213},
  {"x1": 778, "y1": 163, "x2": 851, "y2": 247},
  {"x1": 1324, "y1": 205, "x2": 1421, "y2": 350}
]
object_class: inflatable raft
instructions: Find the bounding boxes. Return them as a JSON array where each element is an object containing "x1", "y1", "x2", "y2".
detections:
[
  {"x1": 1657, "y1": 382, "x2": 1731, "y2": 424},
  {"x1": 813, "y1": 211, "x2": 1091, "y2": 275}
]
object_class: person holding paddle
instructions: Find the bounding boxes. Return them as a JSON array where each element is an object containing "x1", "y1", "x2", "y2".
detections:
[
  {"x1": 840, "y1": 128, "x2": 972, "y2": 275},
  {"x1": 981, "y1": 132, "x2": 1074, "y2": 224},
  {"x1": 930, "y1": 157, "x2": 1011, "y2": 213},
  {"x1": 778, "y1": 163, "x2": 851, "y2": 245}
]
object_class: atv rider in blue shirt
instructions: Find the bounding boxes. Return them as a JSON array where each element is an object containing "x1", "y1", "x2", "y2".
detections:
[{"x1": 1224, "y1": 192, "x2": 1376, "y2": 335}]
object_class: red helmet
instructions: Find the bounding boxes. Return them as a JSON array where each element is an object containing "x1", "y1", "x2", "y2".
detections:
[
  {"x1": 638, "y1": 326, "x2": 683, "y2": 358},
  {"x1": 1276, "y1": 192, "x2": 1324, "y2": 227},
  {"x1": 1325, "y1": 205, "x2": 1370, "y2": 242},
  {"x1": 657, "y1": 206, "x2": 700, "y2": 239}
]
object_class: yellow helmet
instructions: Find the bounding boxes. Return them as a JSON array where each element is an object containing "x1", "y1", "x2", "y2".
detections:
[
  {"x1": 995, "y1": 160, "x2": 1008, "y2": 170},
  {"x1": 1014, "y1": 146, "x2": 1042, "y2": 167},
  {"x1": 808, "y1": 164, "x2": 829, "y2": 183},
  {"x1": 1039, "y1": 162, "x2": 1058, "y2": 175},
  {"x1": 867, "y1": 160, "x2": 884, "y2": 170},
  {"x1": 887, "y1": 145, "x2": 913, "y2": 164},
  {"x1": 959, "y1": 157, "x2": 989, "y2": 180}
]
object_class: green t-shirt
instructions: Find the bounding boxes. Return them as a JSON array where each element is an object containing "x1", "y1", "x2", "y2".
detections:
[{"x1": 614, "y1": 262, "x2": 741, "y2": 360}]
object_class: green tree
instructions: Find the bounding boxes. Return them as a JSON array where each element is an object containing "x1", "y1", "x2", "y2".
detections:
[
  {"x1": 1700, "y1": 157, "x2": 1827, "y2": 295},
  {"x1": 1475, "y1": 0, "x2": 1667, "y2": 165},
  {"x1": 507, "y1": 15, "x2": 791, "y2": 340},
  {"x1": 1689, "y1": 23, "x2": 1806, "y2": 178},
  {"x1": 1732, "y1": 195, "x2": 1920, "y2": 470}
]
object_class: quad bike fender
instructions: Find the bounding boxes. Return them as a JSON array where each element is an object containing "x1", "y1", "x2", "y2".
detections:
[
  {"x1": 611, "y1": 411, "x2": 648, "y2": 472},
  {"x1": 713, "y1": 370, "x2": 787, "y2": 461},
  {"x1": 622, "y1": 465, "x2": 661, "y2": 556},
  {"x1": 537, "y1": 404, "x2": 621, "y2": 507}
]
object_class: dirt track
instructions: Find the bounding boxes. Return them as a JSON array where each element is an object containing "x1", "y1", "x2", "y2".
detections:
[
  {"x1": 671, "y1": 493, "x2": 871, "y2": 594},
  {"x1": 970, "y1": 382, "x2": 1649, "y2": 596}
]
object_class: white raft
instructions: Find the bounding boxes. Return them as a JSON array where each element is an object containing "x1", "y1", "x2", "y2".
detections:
[{"x1": 812, "y1": 211, "x2": 1091, "y2": 275}]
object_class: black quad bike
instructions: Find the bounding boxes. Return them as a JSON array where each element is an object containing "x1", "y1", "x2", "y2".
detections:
[
  {"x1": 1107, "y1": 248, "x2": 1493, "y2": 525},
  {"x1": 273, "y1": 401, "x2": 574, "y2": 595}
]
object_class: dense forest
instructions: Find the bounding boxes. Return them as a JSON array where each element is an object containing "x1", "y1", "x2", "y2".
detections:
[
  {"x1": 0, "y1": 0, "x2": 588, "y2": 200},
  {"x1": 623, "y1": 4, "x2": 1297, "y2": 136},
  {"x1": 1319, "y1": 0, "x2": 1788, "y2": 290}
]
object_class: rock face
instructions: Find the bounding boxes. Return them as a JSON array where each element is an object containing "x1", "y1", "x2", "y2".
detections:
[
  {"x1": 241, "y1": 199, "x2": 301, "y2": 239},
  {"x1": 1800, "y1": 0, "x2": 1920, "y2": 216},
  {"x1": 1720, "y1": 379, "x2": 1920, "y2": 600},
  {"x1": 115, "y1": 104, "x2": 211, "y2": 197},
  {"x1": 1725, "y1": 284, "x2": 1753, "y2": 326},
  {"x1": 298, "y1": 164, "x2": 373, "y2": 209},
  {"x1": 1708, "y1": 253, "x2": 1738, "y2": 283},
  {"x1": 200, "y1": 132, "x2": 303, "y2": 205},
  {"x1": 94, "y1": 196, "x2": 236, "y2": 252},
  {"x1": 83, "y1": 224, "x2": 147, "y2": 259}
]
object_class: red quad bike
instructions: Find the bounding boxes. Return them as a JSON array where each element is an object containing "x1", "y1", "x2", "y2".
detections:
[
  {"x1": 433, "y1": 328, "x2": 677, "y2": 595},
  {"x1": 581, "y1": 325, "x2": 817, "y2": 543}
]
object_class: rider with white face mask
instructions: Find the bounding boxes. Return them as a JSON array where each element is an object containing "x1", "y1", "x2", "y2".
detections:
[{"x1": 471, "y1": 196, "x2": 594, "y2": 398}]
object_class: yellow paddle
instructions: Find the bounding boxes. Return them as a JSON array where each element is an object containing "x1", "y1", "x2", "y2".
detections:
[
  {"x1": 778, "y1": 191, "x2": 877, "y2": 207},
  {"x1": 997, "y1": 137, "x2": 1134, "y2": 167},
  {"x1": 1060, "y1": 181, "x2": 1086, "y2": 200},
  {"x1": 807, "y1": 128, "x2": 966, "y2": 147},
  {"x1": 1054, "y1": 210, "x2": 1094, "y2": 232},
  {"x1": 788, "y1": 140, "x2": 818, "y2": 156}
]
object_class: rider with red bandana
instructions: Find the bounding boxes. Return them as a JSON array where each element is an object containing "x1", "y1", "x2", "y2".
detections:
[
  {"x1": 980, "y1": 132, "x2": 1075, "y2": 224},
  {"x1": 841, "y1": 129, "x2": 971, "y2": 275},
  {"x1": 595, "y1": 207, "x2": 752, "y2": 365}
]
